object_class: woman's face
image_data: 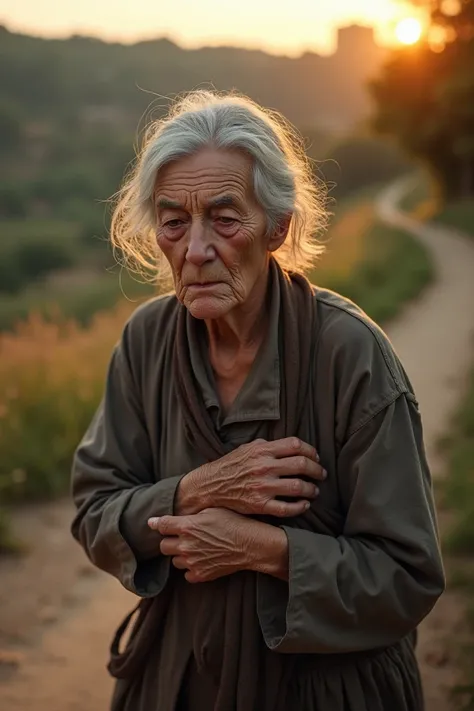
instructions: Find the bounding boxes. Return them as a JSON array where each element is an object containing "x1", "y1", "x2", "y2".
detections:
[{"x1": 154, "y1": 147, "x2": 285, "y2": 320}]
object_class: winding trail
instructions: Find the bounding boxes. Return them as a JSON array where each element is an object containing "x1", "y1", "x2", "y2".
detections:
[
  {"x1": 377, "y1": 178, "x2": 474, "y2": 710},
  {"x1": 1, "y1": 178, "x2": 474, "y2": 710},
  {"x1": 377, "y1": 178, "x2": 474, "y2": 475}
]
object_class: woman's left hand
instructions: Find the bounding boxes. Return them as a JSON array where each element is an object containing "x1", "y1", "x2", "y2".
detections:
[{"x1": 148, "y1": 507, "x2": 288, "y2": 583}]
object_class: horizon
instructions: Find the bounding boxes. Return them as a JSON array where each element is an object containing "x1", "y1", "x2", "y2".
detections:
[
  {"x1": 0, "y1": 20, "x2": 386, "y2": 58},
  {"x1": 0, "y1": 0, "x2": 421, "y2": 57}
]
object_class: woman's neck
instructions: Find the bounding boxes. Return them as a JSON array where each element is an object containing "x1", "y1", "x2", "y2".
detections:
[
  {"x1": 204, "y1": 269, "x2": 270, "y2": 355},
  {"x1": 204, "y1": 268, "x2": 270, "y2": 410}
]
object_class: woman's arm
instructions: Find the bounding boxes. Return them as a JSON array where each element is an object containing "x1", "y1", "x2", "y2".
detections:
[
  {"x1": 71, "y1": 338, "x2": 184, "y2": 598},
  {"x1": 257, "y1": 393, "x2": 445, "y2": 654},
  {"x1": 72, "y1": 332, "x2": 324, "y2": 595}
]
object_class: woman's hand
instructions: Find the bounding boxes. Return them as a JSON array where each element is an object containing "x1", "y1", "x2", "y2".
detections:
[
  {"x1": 148, "y1": 507, "x2": 289, "y2": 583},
  {"x1": 176, "y1": 437, "x2": 326, "y2": 518}
]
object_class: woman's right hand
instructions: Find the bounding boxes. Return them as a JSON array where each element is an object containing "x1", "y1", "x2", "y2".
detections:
[{"x1": 175, "y1": 437, "x2": 326, "y2": 518}]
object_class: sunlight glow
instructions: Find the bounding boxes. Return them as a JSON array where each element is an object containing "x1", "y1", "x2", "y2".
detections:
[
  {"x1": 395, "y1": 18, "x2": 423, "y2": 45},
  {"x1": 0, "y1": 0, "x2": 421, "y2": 56}
]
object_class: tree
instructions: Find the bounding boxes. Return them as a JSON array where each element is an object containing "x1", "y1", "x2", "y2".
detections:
[{"x1": 370, "y1": 0, "x2": 474, "y2": 199}]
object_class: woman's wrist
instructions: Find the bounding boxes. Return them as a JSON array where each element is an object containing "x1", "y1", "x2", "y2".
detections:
[
  {"x1": 248, "y1": 523, "x2": 289, "y2": 581},
  {"x1": 174, "y1": 470, "x2": 208, "y2": 515}
]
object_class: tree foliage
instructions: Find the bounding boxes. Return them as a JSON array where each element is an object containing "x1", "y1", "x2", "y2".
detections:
[{"x1": 370, "y1": 0, "x2": 474, "y2": 199}]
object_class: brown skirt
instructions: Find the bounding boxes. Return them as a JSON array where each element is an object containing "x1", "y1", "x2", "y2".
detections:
[
  {"x1": 111, "y1": 633, "x2": 423, "y2": 711},
  {"x1": 285, "y1": 635, "x2": 423, "y2": 711}
]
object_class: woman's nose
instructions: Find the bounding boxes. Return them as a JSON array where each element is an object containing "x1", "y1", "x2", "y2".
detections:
[{"x1": 185, "y1": 219, "x2": 216, "y2": 266}]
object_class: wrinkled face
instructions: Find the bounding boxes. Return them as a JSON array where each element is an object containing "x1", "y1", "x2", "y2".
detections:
[{"x1": 154, "y1": 147, "x2": 284, "y2": 320}]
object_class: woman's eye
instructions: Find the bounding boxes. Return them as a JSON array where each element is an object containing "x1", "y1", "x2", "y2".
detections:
[
  {"x1": 164, "y1": 219, "x2": 185, "y2": 229},
  {"x1": 216, "y1": 217, "x2": 238, "y2": 226}
]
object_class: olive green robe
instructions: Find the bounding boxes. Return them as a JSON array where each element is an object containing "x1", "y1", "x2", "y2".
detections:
[{"x1": 71, "y1": 278, "x2": 445, "y2": 711}]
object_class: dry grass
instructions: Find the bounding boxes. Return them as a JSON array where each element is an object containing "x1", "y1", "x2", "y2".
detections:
[{"x1": 0, "y1": 303, "x2": 135, "y2": 504}]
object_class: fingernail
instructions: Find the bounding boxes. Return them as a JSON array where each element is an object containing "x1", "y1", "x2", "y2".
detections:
[
  {"x1": 304, "y1": 502, "x2": 311, "y2": 510},
  {"x1": 322, "y1": 469, "x2": 328, "y2": 479},
  {"x1": 148, "y1": 517, "x2": 160, "y2": 528}
]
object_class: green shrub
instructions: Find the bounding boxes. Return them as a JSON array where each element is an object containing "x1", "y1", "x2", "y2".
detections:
[
  {"x1": 0, "y1": 219, "x2": 81, "y2": 293},
  {"x1": 315, "y1": 219, "x2": 434, "y2": 325},
  {"x1": 436, "y1": 201, "x2": 474, "y2": 237},
  {"x1": 0, "y1": 268, "x2": 153, "y2": 331}
]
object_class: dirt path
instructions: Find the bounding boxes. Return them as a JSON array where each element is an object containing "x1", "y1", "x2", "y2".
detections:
[
  {"x1": 377, "y1": 178, "x2": 474, "y2": 709},
  {"x1": 1, "y1": 179, "x2": 474, "y2": 710}
]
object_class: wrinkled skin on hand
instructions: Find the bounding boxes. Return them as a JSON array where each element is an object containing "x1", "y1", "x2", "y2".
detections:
[
  {"x1": 180, "y1": 437, "x2": 327, "y2": 518},
  {"x1": 148, "y1": 507, "x2": 288, "y2": 583}
]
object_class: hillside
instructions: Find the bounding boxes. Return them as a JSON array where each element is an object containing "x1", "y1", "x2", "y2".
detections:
[
  {"x1": 0, "y1": 24, "x2": 386, "y2": 131},
  {"x1": 0, "y1": 24, "x2": 412, "y2": 330}
]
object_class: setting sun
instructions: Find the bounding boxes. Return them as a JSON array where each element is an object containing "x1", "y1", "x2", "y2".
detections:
[{"x1": 395, "y1": 18, "x2": 423, "y2": 45}]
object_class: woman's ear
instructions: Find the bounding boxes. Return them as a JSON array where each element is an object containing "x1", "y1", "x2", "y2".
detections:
[{"x1": 267, "y1": 215, "x2": 292, "y2": 252}]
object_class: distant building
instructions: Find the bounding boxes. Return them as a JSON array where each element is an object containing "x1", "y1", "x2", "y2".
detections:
[
  {"x1": 336, "y1": 25, "x2": 383, "y2": 60},
  {"x1": 313, "y1": 25, "x2": 388, "y2": 129}
]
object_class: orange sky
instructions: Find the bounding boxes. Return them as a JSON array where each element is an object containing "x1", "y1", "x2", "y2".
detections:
[{"x1": 0, "y1": 0, "x2": 422, "y2": 55}]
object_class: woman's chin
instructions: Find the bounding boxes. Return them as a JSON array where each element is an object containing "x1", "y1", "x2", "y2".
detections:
[{"x1": 185, "y1": 295, "x2": 234, "y2": 320}]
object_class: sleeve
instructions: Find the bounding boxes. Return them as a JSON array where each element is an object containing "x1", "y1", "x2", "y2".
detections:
[
  {"x1": 70, "y1": 335, "x2": 184, "y2": 598},
  {"x1": 257, "y1": 393, "x2": 445, "y2": 654}
]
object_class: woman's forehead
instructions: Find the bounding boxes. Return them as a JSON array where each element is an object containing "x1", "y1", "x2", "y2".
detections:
[
  {"x1": 156, "y1": 194, "x2": 243, "y2": 210},
  {"x1": 154, "y1": 148, "x2": 255, "y2": 204}
]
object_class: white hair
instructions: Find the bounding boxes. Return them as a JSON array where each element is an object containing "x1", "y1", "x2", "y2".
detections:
[{"x1": 110, "y1": 90, "x2": 327, "y2": 284}]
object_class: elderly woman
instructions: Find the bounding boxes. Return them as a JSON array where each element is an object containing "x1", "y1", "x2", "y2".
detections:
[{"x1": 71, "y1": 91, "x2": 445, "y2": 711}]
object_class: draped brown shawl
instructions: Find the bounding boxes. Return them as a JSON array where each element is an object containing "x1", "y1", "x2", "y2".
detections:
[{"x1": 107, "y1": 259, "x2": 423, "y2": 711}]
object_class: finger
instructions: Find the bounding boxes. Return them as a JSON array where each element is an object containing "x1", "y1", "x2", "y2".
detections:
[
  {"x1": 271, "y1": 476, "x2": 320, "y2": 500},
  {"x1": 273, "y1": 456, "x2": 327, "y2": 481},
  {"x1": 185, "y1": 570, "x2": 205, "y2": 584},
  {"x1": 264, "y1": 437, "x2": 320, "y2": 462},
  {"x1": 159, "y1": 537, "x2": 181, "y2": 556},
  {"x1": 262, "y1": 498, "x2": 312, "y2": 518},
  {"x1": 148, "y1": 515, "x2": 185, "y2": 536},
  {"x1": 172, "y1": 556, "x2": 188, "y2": 570}
]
